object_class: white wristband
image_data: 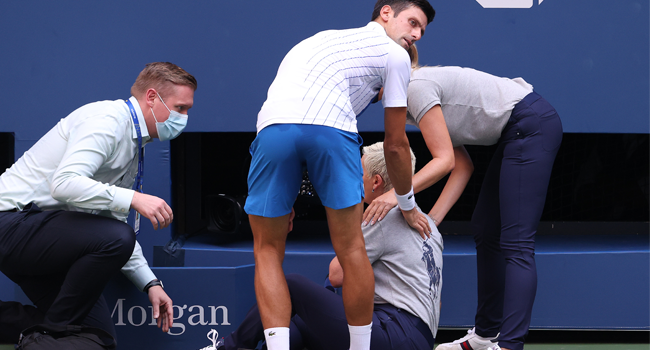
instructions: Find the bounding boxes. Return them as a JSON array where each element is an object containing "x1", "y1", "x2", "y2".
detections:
[{"x1": 395, "y1": 186, "x2": 416, "y2": 211}]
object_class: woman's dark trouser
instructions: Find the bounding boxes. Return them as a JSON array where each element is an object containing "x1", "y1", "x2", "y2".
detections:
[
  {"x1": 0, "y1": 204, "x2": 136, "y2": 343},
  {"x1": 472, "y1": 92, "x2": 563, "y2": 350},
  {"x1": 223, "y1": 274, "x2": 434, "y2": 350}
]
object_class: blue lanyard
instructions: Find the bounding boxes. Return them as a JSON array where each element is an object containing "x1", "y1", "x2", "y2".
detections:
[{"x1": 125, "y1": 99, "x2": 144, "y2": 193}]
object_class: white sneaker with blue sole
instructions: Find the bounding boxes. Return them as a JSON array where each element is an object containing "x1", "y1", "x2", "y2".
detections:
[{"x1": 435, "y1": 327, "x2": 500, "y2": 350}]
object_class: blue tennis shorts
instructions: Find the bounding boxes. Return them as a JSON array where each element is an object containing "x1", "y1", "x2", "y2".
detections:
[{"x1": 244, "y1": 124, "x2": 364, "y2": 218}]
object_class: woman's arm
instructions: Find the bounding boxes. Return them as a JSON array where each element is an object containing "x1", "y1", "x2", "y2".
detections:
[
  {"x1": 428, "y1": 146, "x2": 473, "y2": 225},
  {"x1": 411, "y1": 105, "x2": 456, "y2": 193},
  {"x1": 363, "y1": 105, "x2": 455, "y2": 225}
]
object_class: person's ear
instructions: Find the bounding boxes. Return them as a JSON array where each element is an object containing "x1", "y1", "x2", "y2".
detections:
[
  {"x1": 145, "y1": 88, "x2": 158, "y2": 108},
  {"x1": 373, "y1": 174, "x2": 384, "y2": 192},
  {"x1": 380, "y1": 5, "x2": 393, "y2": 23}
]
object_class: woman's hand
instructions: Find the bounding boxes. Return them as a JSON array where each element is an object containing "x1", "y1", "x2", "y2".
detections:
[{"x1": 362, "y1": 189, "x2": 397, "y2": 226}]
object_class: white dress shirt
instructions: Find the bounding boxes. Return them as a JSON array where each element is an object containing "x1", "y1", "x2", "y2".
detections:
[
  {"x1": 256, "y1": 21, "x2": 411, "y2": 134},
  {"x1": 0, "y1": 96, "x2": 156, "y2": 290}
]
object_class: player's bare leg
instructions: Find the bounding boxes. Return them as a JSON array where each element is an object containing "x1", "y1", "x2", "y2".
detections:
[
  {"x1": 250, "y1": 213, "x2": 292, "y2": 349},
  {"x1": 326, "y1": 203, "x2": 374, "y2": 350}
]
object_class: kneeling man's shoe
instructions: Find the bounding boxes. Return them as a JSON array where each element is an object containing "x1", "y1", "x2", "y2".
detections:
[{"x1": 435, "y1": 327, "x2": 499, "y2": 350}]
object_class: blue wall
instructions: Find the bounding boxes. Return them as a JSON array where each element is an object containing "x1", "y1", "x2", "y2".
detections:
[
  {"x1": 1, "y1": 0, "x2": 647, "y2": 137},
  {"x1": 0, "y1": 0, "x2": 648, "y2": 260}
]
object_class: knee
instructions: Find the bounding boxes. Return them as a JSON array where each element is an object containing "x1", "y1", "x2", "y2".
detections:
[
  {"x1": 114, "y1": 223, "x2": 136, "y2": 259},
  {"x1": 285, "y1": 274, "x2": 312, "y2": 294},
  {"x1": 470, "y1": 207, "x2": 491, "y2": 228},
  {"x1": 98, "y1": 220, "x2": 136, "y2": 260},
  {"x1": 473, "y1": 229, "x2": 500, "y2": 250},
  {"x1": 500, "y1": 242, "x2": 535, "y2": 264},
  {"x1": 471, "y1": 219, "x2": 500, "y2": 248},
  {"x1": 285, "y1": 273, "x2": 307, "y2": 287}
]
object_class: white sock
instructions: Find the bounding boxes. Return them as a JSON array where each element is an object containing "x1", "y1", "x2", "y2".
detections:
[
  {"x1": 264, "y1": 327, "x2": 290, "y2": 350},
  {"x1": 348, "y1": 323, "x2": 372, "y2": 350}
]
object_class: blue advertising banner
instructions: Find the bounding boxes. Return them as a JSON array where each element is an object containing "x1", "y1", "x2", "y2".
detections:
[{"x1": 103, "y1": 267, "x2": 257, "y2": 350}]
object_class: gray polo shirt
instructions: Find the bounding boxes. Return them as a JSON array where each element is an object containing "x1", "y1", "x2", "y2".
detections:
[
  {"x1": 406, "y1": 66, "x2": 533, "y2": 147},
  {"x1": 364, "y1": 207, "x2": 443, "y2": 337}
]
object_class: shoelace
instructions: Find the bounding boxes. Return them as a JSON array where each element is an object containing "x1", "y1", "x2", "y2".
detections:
[
  {"x1": 452, "y1": 327, "x2": 500, "y2": 345},
  {"x1": 199, "y1": 329, "x2": 224, "y2": 350},
  {"x1": 452, "y1": 328, "x2": 477, "y2": 344}
]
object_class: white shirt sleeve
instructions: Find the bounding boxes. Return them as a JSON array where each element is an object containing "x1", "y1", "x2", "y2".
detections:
[
  {"x1": 381, "y1": 44, "x2": 411, "y2": 108},
  {"x1": 121, "y1": 240, "x2": 157, "y2": 291},
  {"x1": 50, "y1": 115, "x2": 134, "y2": 213}
]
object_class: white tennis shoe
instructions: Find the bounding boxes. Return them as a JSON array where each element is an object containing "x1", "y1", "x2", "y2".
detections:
[{"x1": 435, "y1": 327, "x2": 499, "y2": 350}]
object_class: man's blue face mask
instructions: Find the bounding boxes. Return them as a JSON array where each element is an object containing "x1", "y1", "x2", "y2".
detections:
[{"x1": 151, "y1": 92, "x2": 188, "y2": 141}]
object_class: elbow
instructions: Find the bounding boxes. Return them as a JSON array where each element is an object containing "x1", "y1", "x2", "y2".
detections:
[
  {"x1": 383, "y1": 139, "x2": 408, "y2": 158},
  {"x1": 453, "y1": 147, "x2": 474, "y2": 176},
  {"x1": 50, "y1": 182, "x2": 66, "y2": 202},
  {"x1": 329, "y1": 273, "x2": 343, "y2": 289},
  {"x1": 456, "y1": 160, "x2": 474, "y2": 180},
  {"x1": 437, "y1": 152, "x2": 455, "y2": 175},
  {"x1": 460, "y1": 156, "x2": 474, "y2": 174},
  {"x1": 328, "y1": 259, "x2": 344, "y2": 288},
  {"x1": 444, "y1": 156, "x2": 455, "y2": 175},
  {"x1": 50, "y1": 174, "x2": 73, "y2": 203},
  {"x1": 467, "y1": 161, "x2": 475, "y2": 174}
]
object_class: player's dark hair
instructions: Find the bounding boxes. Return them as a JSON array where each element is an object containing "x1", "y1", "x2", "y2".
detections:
[{"x1": 371, "y1": 0, "x2": 435, "y2": 25}]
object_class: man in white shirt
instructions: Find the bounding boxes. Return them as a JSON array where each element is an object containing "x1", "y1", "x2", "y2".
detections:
[
  {"x1": 0, "y1": 62, "x2": 196, "y2": 344},
  {"x1": 243, "y1": 1, "x2": 435, "y2": 350},
  {"x1": 218, "y1": 142, "x2": 442, "y2": 350}
]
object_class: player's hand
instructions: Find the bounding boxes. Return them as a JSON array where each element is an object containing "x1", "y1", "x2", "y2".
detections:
[
  {"x1": 401, "y1": 208, "x2": 431, "y2": 239},
  {"x1": 148, "y1": 286, "x2": 173, "y2": 333},
  {"x1": 131, "y1": 192, "x2": 173, "y2": 230},
  {"x1": 363, "y1": 191, "x2": 398, "y2": 226}
]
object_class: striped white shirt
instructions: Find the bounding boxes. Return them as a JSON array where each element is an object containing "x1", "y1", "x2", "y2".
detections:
[{"x1": 257, "y1": 21, "x2": 411, "y2": 134}]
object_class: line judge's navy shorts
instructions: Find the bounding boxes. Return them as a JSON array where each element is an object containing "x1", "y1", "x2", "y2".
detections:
[{"x1": 244, "y1": 124, "x2": 364, "y2": 218}]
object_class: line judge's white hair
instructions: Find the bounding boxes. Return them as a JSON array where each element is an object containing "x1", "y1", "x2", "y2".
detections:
[{"x1": 362, "y1": 141, "x2": 416, "y2": 193}]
